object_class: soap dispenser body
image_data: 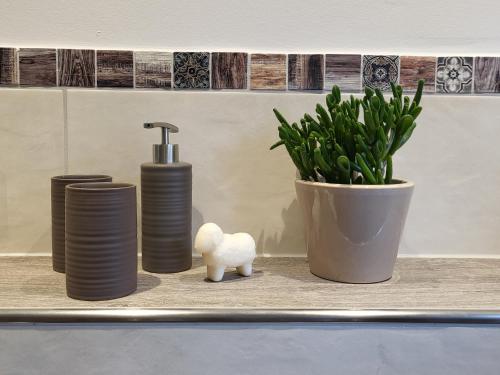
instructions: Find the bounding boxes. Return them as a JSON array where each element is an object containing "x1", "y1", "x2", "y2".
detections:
[{"x1": 141, "y1": 162, "x2": 192, "y2": 273}]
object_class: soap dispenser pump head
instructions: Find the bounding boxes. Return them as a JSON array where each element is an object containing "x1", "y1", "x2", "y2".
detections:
[{"x1": 144, "y1": 122, "x2": 180, "y2": 164}]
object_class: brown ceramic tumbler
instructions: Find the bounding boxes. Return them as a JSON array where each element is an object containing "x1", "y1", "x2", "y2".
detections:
[
  {"x1": 65, "y1": 182, "x2": 137, "y2": 301},
  {"x1": 51, "y1": 175, "x2": 112, "y2": 273}
]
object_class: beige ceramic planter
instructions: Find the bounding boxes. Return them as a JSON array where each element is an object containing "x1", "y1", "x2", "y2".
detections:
[{"x1": 295, "y1": 179, "x2": 414, "y2": 283}]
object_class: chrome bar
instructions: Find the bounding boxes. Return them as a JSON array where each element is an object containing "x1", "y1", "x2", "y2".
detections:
[{"x1": 1, "y1": 309, "x2": 500, "y2": 324}]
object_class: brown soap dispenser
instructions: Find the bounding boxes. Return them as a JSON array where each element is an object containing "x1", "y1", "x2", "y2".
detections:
[{"x1": 141, "y1": 122, "x2": 192, "y2": 273}]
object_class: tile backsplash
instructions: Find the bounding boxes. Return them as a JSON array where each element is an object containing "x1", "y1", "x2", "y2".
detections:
[
  {"x1": 19, "y1": 48, "x2": 57, "y2": 87},
  {"x1": 400, "y1": 56, "x2": 436, "y2": 93},
  {"x1": 474, "y1": 57, "x2": 500, "y2": 94},
  {"x1": 288, "y1": 54, "x2": 324, "y2": 90},
  {"x1": 173, "y1": 52, "x2": 210, "y2": 89},
  {"x1": 324, "y1": 54, "x2": 361, "y2": 92},
  {"x1": 211, "y1": 52, "x2": 247, "y2": 90},
  {"x1": 436, "y1": 56, "x2": 473, "y2": 94},
  {"x1": 362, "y1": 55, "x2": 400, "y2": 91},
  {"x1": 134, "y1": 51, "x2": 172, "y2": 89},
  {"x1": 96, "y1": 50, "x2": 134, "y2": 88},
  {"x1": 58, "y1": 49, "x2": 95, "y2": 87},
  {"x1": 250, "y1": 53, "x2": 286, "y2": 90},
  {"x1": 0, "y1": 47, "x2": 499, "y2": 94},
  {"x1": 0, "y1": 48, "x2": 17, "y2": 85}
]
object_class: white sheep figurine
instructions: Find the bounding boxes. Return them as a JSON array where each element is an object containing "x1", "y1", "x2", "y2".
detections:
[{"x1": 194, "y1": 223, "x2": 256, "y2": 282}]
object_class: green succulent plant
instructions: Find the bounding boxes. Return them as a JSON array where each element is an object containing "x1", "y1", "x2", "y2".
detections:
[{"x1": 270, "y1": 80, "x2": 424, "y2": 184}]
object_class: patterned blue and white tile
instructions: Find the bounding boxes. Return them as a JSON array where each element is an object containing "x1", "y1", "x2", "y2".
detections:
[{"x1": 362, "y1": 55, "x2": 399, "y2": 91}]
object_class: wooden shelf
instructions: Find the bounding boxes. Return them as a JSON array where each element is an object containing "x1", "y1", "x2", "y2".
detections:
[{"x1": 1, "y1": 257, "x2": 499, "y2": 323}]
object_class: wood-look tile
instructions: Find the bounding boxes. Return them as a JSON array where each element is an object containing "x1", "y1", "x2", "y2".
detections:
[
  {"x1": 173, "y1": 52, "x2": 210, "y2": 89},
  {"x1": 324, "y1": 54, "x2": 361, "y2": 92},
  {"x1": 250, "y1": 54, "x2": 286, "y2": 90},
  {"x1": 400, "y1": 56, "x2": 436, "y2": 93},
  {"x1": 58, "y1": 49, "x2": 95, "y2": 87},
  {"x1": 4, "y1": 257, "x2": 500, "y2": 310},
  {"x1": 474, "y1": 57, "x2": 500, "y2": 94},
  {"x1": 362, "y1": 55, "x2": 400, "y2": 91},
  {"x1": 436, "y1": 56, "x2": 473, "y2": 94},
  {"x1": 0, "y1": 48, "x2": 18, "y2": 86},
  {"x1": 135, "y1": 51, "x2": 172, "y2": 89},
  {"x1": 211, "y1": 52, "x2": 247, "y2": 89},
  {"x1": 288, "y1": 54, "x2": 324, "y2": 90},
  {"x1": 19, "y1": 48, "x2": 57, "y2": 87},
  {"x1": 96, "y1": 50, "x2": 133, "y2": 88}
]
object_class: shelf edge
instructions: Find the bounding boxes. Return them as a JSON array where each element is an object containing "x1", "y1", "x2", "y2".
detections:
[{"x1": 1, "y1": 309, "x2": 500, "y2": 324}]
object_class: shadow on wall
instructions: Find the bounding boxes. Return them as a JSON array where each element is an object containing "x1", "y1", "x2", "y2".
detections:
[
  {"x1": 256, "y1": 198, "x2": 305, "y2": 256},
  {"x1": 207, "y1": 109, "x2": 305, "y2": 256},
  {"x1": 0, "y1": 171, "x2": 7, "y2": 240},
  {"x1": 191, "y1": 206, "x2": 204, "y2": 249}
]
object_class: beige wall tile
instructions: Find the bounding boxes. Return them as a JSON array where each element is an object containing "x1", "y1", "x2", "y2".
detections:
[
  {"x1": 67, "y1": 90, "x2": 311, "y2": 256},
  {"x1": 0, "y1": 89, "x2": 65, "y2": 253},
  {"x1": 66, "y1": 91, "x2": 500, "y2": 257}
]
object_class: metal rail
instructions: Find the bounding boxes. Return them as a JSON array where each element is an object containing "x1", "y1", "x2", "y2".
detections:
[{"x1": 1, "y1": 309, "x2": 500, "y2": 324}]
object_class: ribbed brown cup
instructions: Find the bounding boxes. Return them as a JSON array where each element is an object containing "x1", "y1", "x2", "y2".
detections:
[
  {"x1": 141, "y1": 162, "x2": 192, "y2": 273},
  {"x1": 51, "y1": 175, "x2": 112, "y2": 273},
  {"x1": 65, "y1": 182, "x2": 137, "y2": 301}
]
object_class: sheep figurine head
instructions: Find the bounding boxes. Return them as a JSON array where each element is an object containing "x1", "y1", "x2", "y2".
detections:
[
  {"x1": 194, "y1": 223, "x2": 224, "y2": 255},
  {"x1": 194, "y1": 223, "x2": 256, "y2": 282}
]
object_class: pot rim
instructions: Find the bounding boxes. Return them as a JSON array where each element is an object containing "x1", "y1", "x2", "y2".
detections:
[
  {"x1": 66, "y1": 182, "x2": 135, "y2": 191},
  {"x1": 295, "y1": 178, "x2": 414, "y2": 190},
  {"x1": 52, "y1": 174, "x2": 111, "y2": 182}
]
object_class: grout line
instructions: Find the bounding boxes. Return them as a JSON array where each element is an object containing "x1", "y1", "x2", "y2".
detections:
[
  {"x1": 62, "y1": 87, "x2": 69, "y2": 174},
  {"x1": 94, "y1": 50, "x2": 98, "y2": 88},
  {"x1": 132, "y1": 50, "x2": 136, "y2": 89}
]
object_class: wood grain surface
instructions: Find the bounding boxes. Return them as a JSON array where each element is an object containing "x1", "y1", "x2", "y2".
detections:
[
  {"x1": 135, "y1": 51, "x2": 172, "y2": 89},
  {"x1": 474, "y1": 57, "x2": 500, "y2": 93},
  {"x1": 19, "y1": 48, "x2": 57, "y2": 87},
  {"x1": 0, "y1": 257, "x2": 499, "y2": 310},
  {"x1": 0, "y1": 48, "x2": 17, "y2": 85},
  {"x1": 288, "y1": 54, "x2": 324, "y2": 90},
  {"x1": 96, "y1": 50, "x2": 133, "y2": 88},
  {"x1": 211, "y1": 52, "x2": 247, "y2": 89},
  {"x1": 250, "y1": 54, "x2": 286, "y2": 90},
  {"x1": 58, "y1": 49, "x2": 95, "y2": 87},
  {"x1": 325, "y1": 54, "x2": 361, "y2": 91},
  {"x1": 400, "y1": 56, "x2": 436, "y2": 93}
]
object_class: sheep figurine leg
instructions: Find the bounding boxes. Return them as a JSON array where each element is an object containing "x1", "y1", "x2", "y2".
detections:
[
  {"x1": 207, "y1": 265, "x2": 226, "y2": 282},
  {"x1": 237, "y1": 263, "x2": 252, "y2": 277},
  {"x1": 194, "y1": 223, "x2": 256, "y2": 282}
]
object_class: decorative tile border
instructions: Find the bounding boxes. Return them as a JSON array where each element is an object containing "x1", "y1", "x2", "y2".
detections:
[
  {"x1": 362, "y1": 55, "x2": 400, "y2": 91},
  {"x1": 58, "y1": 49, "x2": 95, "y2": 87},
  {"x1": 19, "y1": 48, "x2": 57, "y2": 87},
  {"x1": 96, "y1": 50, "x2": 134, "y2": 88},
  {"x1": 250, "y1": 53, "x2": 286, "y2": 90},
  {"x1": 0, "y1": 46, "x2": 499, "y2": 95},
  {"x1": 436, "y1": 56, "x2": 473, "y2": 94},
  {"x1": 135, "y1": 51, "x2": 172, "y2": 89},
  {"x1": 173, "y1": 52, "x2": 210, "y2": 89},
  {"x1": 400, "y1": 56, "x2": 436, "y2": 93},
  {"x1": 474, "y1": 57, "x2": 500, "y2": 94},
  {"x1": 325, "y1": 54, "x2": 361, "y2": 92},
  {"x1": 212, "y1": 52, "x2": 247, "y2": 89},
  {"x1": 288, "y1": 54, "x2": 324, "y2": 90},
  {"x1": 0, "y1": 48, "x2": 17, "y2": 86}
]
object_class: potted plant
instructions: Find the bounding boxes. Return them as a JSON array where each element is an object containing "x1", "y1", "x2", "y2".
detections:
[{"x1": 271, "y1": 80, "x2": 424, "y2": 283}]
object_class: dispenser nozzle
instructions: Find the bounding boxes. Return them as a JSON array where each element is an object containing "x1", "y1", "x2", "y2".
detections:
[{"x1": 144, "y1": 122, "x2": 180, "y2": 164}]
